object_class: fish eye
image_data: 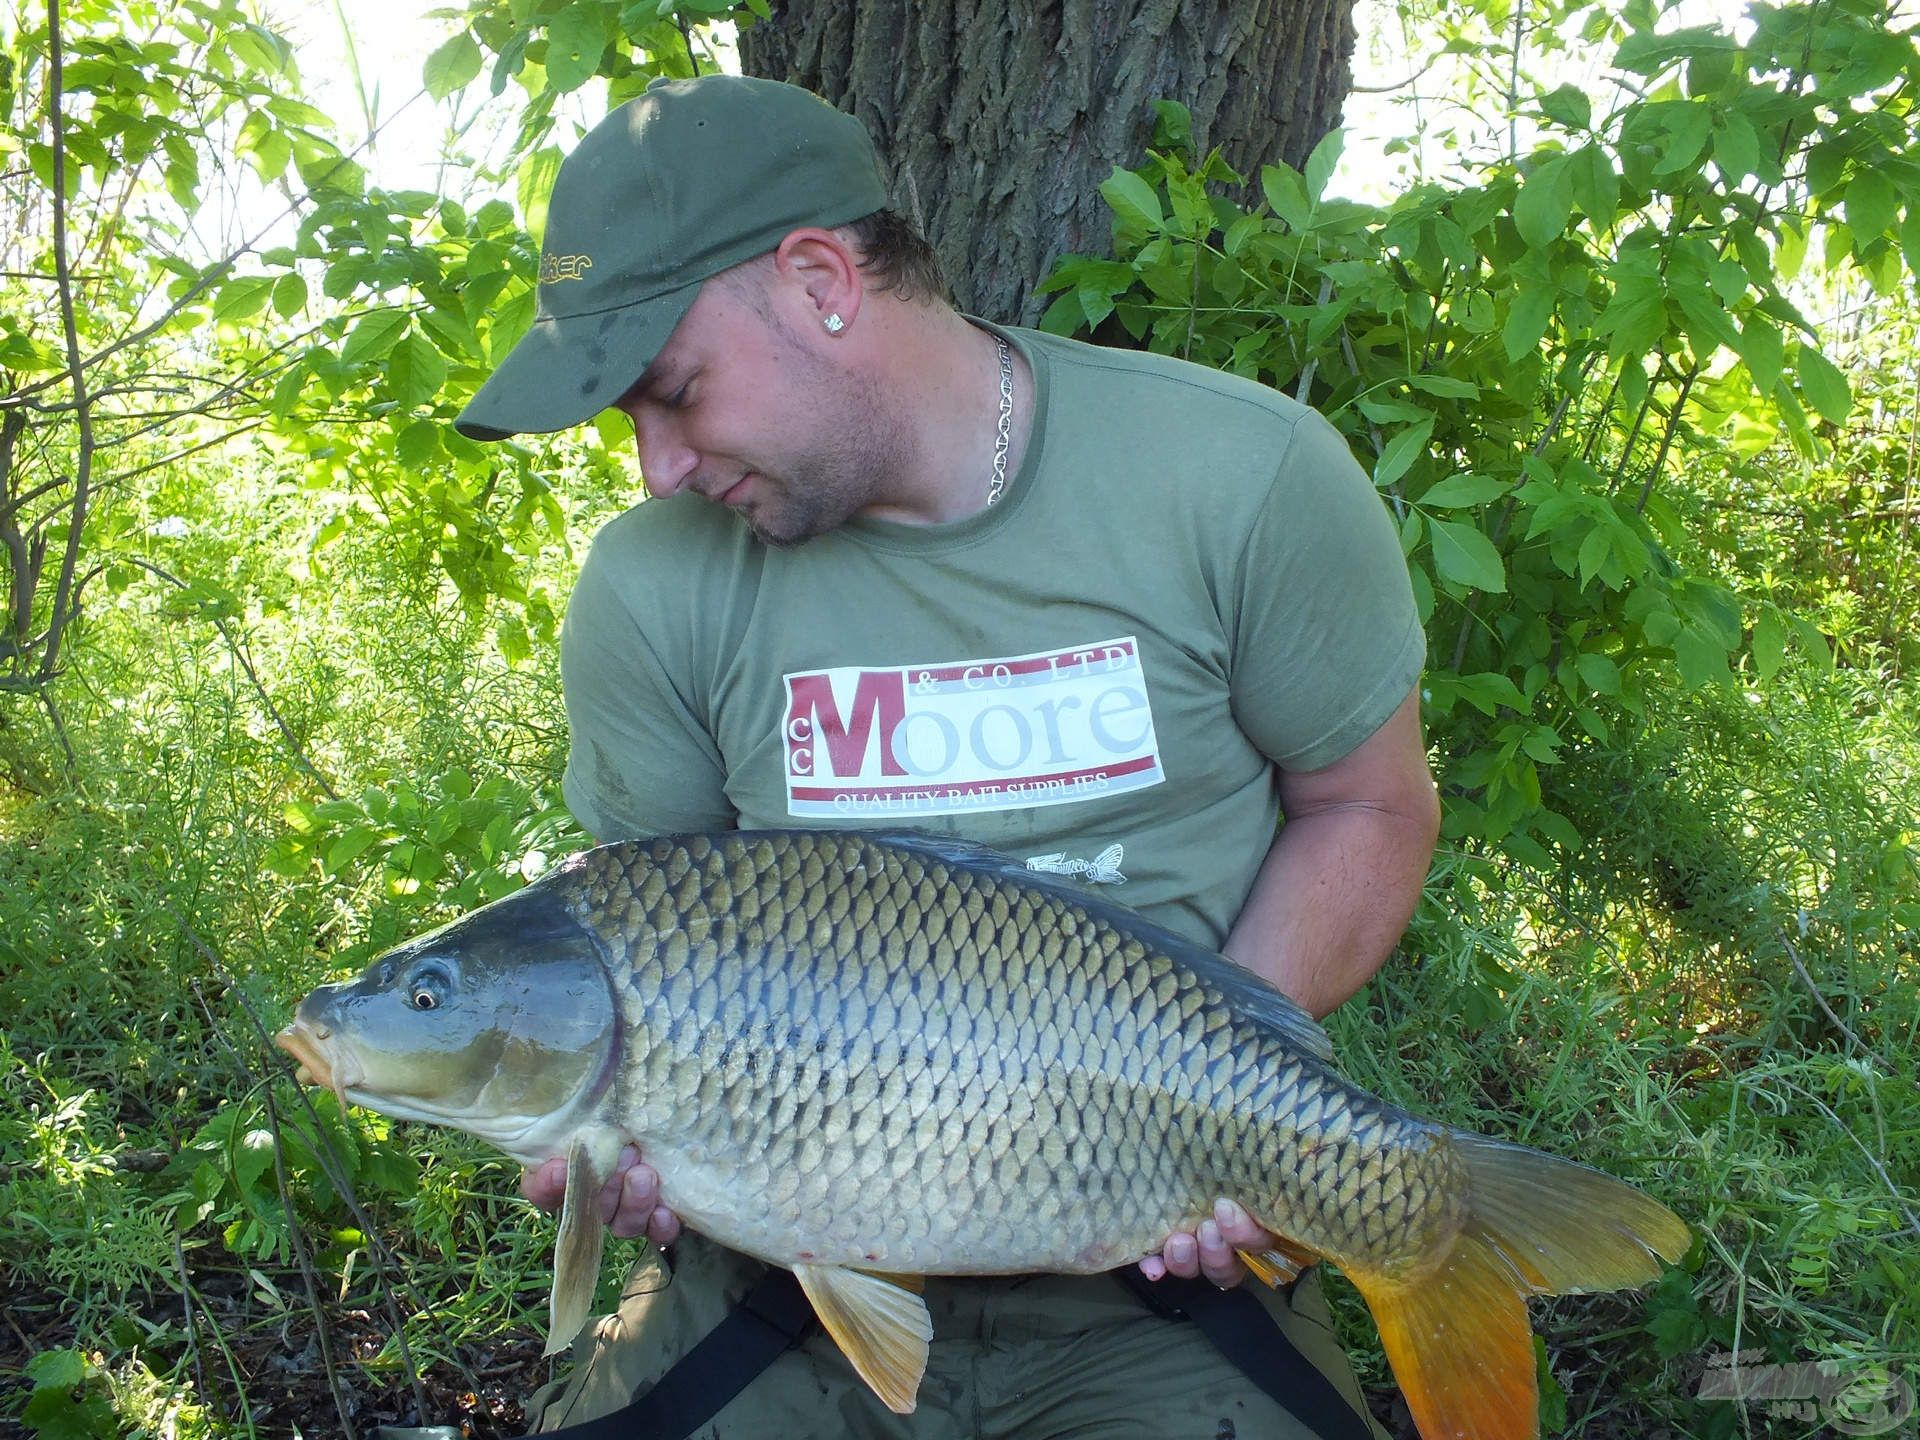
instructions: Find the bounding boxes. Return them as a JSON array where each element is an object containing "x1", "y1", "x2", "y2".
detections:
[{"x1": 408, "y1": 964, "x2": 451, "y2": 1012}]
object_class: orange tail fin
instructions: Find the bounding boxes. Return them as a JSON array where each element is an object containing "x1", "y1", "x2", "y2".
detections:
[{"x1": 1342, "y1": 1132, "x2": 1688, "y2": 1440}]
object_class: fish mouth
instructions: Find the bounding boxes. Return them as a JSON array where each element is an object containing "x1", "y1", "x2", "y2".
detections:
[{"x1": 274, "y1": 1020, "x2": 360, "y2": 1115}]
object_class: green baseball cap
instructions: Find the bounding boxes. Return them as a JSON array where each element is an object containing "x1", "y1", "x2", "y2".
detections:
[{"x1": 454, "y1": 75, "x2": 890, "y2": 442}]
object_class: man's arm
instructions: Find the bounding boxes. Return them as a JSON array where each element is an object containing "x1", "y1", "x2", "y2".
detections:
[
  {"x1": 1224, "y1": 684, "x2": 1440, "y2": 1019},
  {"x1": 1143, "y1": 683, "x2": 1438, "y2": 1286}
]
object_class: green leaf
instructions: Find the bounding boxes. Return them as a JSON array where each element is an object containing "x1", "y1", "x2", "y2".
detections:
[
  {"x1": 1776, "y1": 219, "x2": 1807, "y2": 282},
  {"x1": 1672, "y1": 283, "x2": 1740, "y2": 358},
  {"x1": 1753, "y1": 609, "x2": 1785, "y2": 682},
  {"x1": 1259, "y1": 163, "x2": 1311, "y2": 230},
  {"x1": 386, "y1": 330, "x2": 449, "y2": 409},
  {"x1": 517, "y1": 146, "x2": 564, "y2": 240},
  {"x1": 326, "y1": 825, "x2": 381, "y2": 873},
  {"x1": 272, "y1": 272, "x2": 307, "y2": 320},
  {"x1": 1520, "y1": 727, "x2": 1561, "y2": 765},
  {"x1": 1151, "y1": 99, "x2": 1192, "y2": 151},
  {"x1": 266, "y1": 97, "x2": 333, "y2": 130},
  {"x1": 1503, "y1": 286, "x2": 1555, "y2": 362},
  {"x1": 424, "y1": 31, "x2": 484, "y2": 100},
  {"x1": 1796, "y1": 347, "x2": 1852, "y2": 426},
  {"x1": 1373, "y1": 418, "x2": 1434, "y2": 488},
  {"x1": 1418, "y1": 473, "x2": 1508, "y2": 509},
  {"x1": 1575, "y1": 653, "x2": 1620, "y2": 695},
  {"x1": 1540, "y1": 84, "x2": 1590, "y2": 130},
  {"x1": 1513, "y1": 155, "x2": 1574, "y2": 250},
  {"x1": 1430, "y1": 518, "x2": 1507, "y2": 593},
  {"x1": 395, "y1": 419, "x2": 440, "y2": 468},
  {"x1": 1843, "y1": 170, "x2": 1897, "y2": 241},
  {"x1": 1100, "y1": 167, "x2": 1164, "y2": 233},
  {"x1": 1711, "y1": 111, "x2": 1760, "y2": 184},
  {"x1": 233, "y1": 1127, "x2": 279, "y2": 1192},
  {"x1": 1570, "y1": 144, "x2": 1619, "y2": 226},
  {"x1": 1597, "y1": 270, "x2": 1668, "y2": 359},
  {"x1": 546, "y1": 7, "x2": 610, "y2": 93},
  {"x1": 1674, "y1": 624, "x2": 1730, "y2": 688},
  {"x1": 341, "y1": 309, "x2": 410, "y2": 366},
  {"x1": 25, "y1": 1348, "x2": 88, "y2": 1389},
  {"x1": 1577, "y1": 525, "x2": 1613, "y2": 588},
  {"x1": 488, "y1": 288, "x2": 538, "y2": 365},
  {"x1": 1733, "y1": 315, "x2": 1784, "y2": 392},
  {"x1": 1652, "y1": 103, "x2": 1711, "y2": 175},
  {"x1": 1708, "y1": 257, "x2": 1749, "y2": 306},
  {"x1": 1406, "y1": 374, "x2": 1480, "y2": 399},
  {"x1": 1304, "y1": 128, "x2": 1345, "y2": 203},
  {"x1": 212, "y1": 276, "x2": 274, "y2": 324}
]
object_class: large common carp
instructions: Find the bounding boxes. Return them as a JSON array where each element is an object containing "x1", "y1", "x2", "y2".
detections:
[{"x1": 277, "y1": 830, "x2": 1687, "y2": 1440}]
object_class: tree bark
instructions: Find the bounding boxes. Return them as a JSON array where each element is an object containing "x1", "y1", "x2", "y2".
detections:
[{"x1": 739, "y1": 0, "x2": 1358, "y2": 325}]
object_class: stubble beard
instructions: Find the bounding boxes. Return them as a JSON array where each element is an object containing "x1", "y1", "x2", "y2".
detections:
[{"x1": 743, "y1": 372, "x2": 908, "y2": 548}]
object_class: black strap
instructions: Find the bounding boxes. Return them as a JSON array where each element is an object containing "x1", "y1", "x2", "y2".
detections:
[
  {"x1": 1113, "y1": 1269, "x2": 1376, "y2": 1440},
  {"x1": 530, "y1": 1265, "x2": 817, "y2": 1440}
]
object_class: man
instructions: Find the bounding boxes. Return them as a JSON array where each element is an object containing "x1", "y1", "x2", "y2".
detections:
[{"x1": 454, "y1": 73, "x2": 1438, "y2": 1440}]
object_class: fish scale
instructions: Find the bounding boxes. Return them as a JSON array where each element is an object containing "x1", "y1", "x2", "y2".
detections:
[
  {"x1": 279, "y1": 827, "x2": 1689, "y2": 1439},
  {"x1": 562, "y1": 831, "x2": 1446, "y2": 1273}
]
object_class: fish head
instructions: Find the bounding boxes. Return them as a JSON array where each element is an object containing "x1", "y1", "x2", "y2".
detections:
[{"x1": 276, "y1": 880, "x2": 621, "y2": 1161}]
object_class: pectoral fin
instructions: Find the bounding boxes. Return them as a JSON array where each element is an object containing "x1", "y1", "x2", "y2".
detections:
[
  {"x1": 545, "y1": 1141, "x2": 606, "y2": 1358},
  {"x1": 792, "y1": 1263, "x2": 932, "y2": 1414}
]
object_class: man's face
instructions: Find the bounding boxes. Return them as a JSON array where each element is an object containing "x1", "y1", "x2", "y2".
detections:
[{"x1": 612, "y1": 268, "x2": 904, "y2": 547}]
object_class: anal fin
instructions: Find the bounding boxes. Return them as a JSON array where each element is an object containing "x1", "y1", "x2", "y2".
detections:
[
  {"x1": 792, "y1": 1263, "x2": 932, "y2": 1414},
  {"x1": 545, "y1": 1141, "x2": 605, "y2": 1358}
]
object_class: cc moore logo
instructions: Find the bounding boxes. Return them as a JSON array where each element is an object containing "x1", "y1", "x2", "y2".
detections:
[{"x1": 781, "y1": 638, "x2": 1166, "y2": 818}]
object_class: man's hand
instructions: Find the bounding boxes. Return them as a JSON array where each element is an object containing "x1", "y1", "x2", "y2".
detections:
[
  {"x1": 520, "y1": 1144, "x2": 682, "y2": 1246},
  {"x1": 1139, "y1": 1199, "x2": 1274, "y2": 1288}
]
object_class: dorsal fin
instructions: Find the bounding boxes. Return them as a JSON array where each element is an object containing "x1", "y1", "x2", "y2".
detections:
[{"x1": 723, "y1": 827, "x2": 1335, "y2": 1066}]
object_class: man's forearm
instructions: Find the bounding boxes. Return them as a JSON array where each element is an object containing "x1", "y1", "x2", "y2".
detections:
[{"x1": 1222, "y1": 798, "x2": 1438, "y2": 1019}]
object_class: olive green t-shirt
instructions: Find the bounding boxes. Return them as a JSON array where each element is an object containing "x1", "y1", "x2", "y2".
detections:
[{"x1": 560, "y1": 324, "x2": 1424, "y2": 946}]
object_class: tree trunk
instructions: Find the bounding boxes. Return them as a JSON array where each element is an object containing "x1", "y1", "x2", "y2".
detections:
[{"x1": 739, "y1": 0, "x2": 1358, "y2": 325}]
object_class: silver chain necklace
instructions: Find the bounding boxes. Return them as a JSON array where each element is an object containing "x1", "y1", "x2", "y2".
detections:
[{"x1": 986, "y1": 334, "x2": 1014, "y2": 507}]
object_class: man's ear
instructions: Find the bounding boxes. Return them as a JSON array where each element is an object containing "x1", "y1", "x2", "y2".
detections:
[{"x1": 772, "y1": 227, "x2": 864, "y2": 334}]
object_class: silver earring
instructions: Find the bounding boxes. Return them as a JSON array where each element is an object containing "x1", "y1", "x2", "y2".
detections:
[{"x1": 823, "y1": 313, "x2": 846, "y2": 334}]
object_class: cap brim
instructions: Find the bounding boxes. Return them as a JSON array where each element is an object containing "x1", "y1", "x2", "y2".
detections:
[{"x1": 452, "y1": 277, "x2": 706, "y2": 442}]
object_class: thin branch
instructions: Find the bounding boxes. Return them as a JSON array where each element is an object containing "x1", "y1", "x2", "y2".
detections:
[
  {"x1": 1634, "y1": 362, "x2": 1701, "y2": 515},
  {"x1": 172, "y1": 1229, "x2": 209, "y2": 1411},
  {"x1": 1778, "y1": 929, "x2": 1871, "y2": 1059},
  {"x1": 39, "y1": 686, "x2": 76, "y2": 776},
  {"x1": 1349, "y1": 54, "x2": 1442, "y2": 95},
  {"x1": 36, "y1": 0, "x2": 94, "y2": 687},
  {"x1": 1293, "y1": 275, "x2": 1335, "y2": 402},
  {"x1": 98, "y1": 420, "x2": 269, "y2": 491}
]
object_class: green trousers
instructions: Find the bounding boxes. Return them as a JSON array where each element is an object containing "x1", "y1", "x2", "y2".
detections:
[{"x1": 528, "y1": 1235, "x2": 1385, "y2": 1440}]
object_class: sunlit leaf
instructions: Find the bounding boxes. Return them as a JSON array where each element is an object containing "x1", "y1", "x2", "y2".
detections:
[
  {"x1": 1514, "y1": 155, "x2": 1574, "y2": 250},
  {"x1": 425, "y1": 31, "x2": 484, "y2": 100},
  {"x1": 1796, "y1": 347, "x2": 1852, "y2": 426},
  {"x1": 1100, "y1": 167, "x2": 1164, "y2": 233}
]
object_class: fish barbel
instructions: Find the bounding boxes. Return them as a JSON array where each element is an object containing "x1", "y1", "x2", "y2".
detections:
[{"x1": 276, "y1": 829, "x2": 1687, "y2": 1440}]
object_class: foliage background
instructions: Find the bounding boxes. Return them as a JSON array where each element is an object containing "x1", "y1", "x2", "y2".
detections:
[{"x1": 2, "y1": 0, "x2": 1917, "y2": 1436}]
